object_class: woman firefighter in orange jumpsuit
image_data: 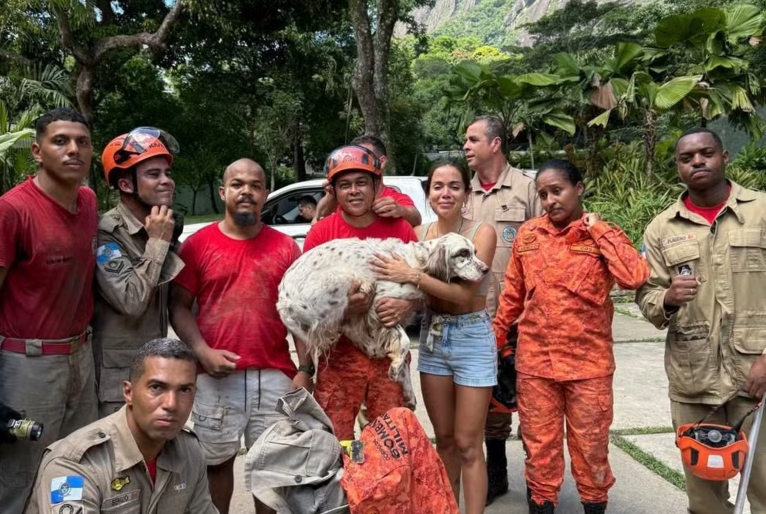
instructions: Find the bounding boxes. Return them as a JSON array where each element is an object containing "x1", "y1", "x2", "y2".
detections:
[{"x1": 493, "y1": 159, "x2": 650, "y2": 514}]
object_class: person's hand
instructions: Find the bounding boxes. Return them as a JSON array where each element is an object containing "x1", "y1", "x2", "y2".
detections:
[
  {"x1": 322, "y1": 179, "x2": 334, "y2": 197},
  {"x1": 291, "y1": 371, "x2": 314, "y2": 392},
  {"x1": 583, "y1": 213, "x2": 601, "y2": 229},
  {"x1": 744, "y1": 354, "x2": 766, "y2": 399},
  {"x1": 198, "y1": 346, "x2": 240, "y2": 378},
  {"x1": 372, "y1": 197, "x2": 403, "y2": 218},
  {"x1": 371, "y1": 253, "x2": 418, "y2": 285},
  {"x1": 375, "y1": 298, "x2": 415, "y2": 328},
  {"x1": 663, "y1": 274, "x2": 700, "y2": 308},
  {"x1": 0, "y1": 402, "x2": 23, "y2": 444},
  {"x1": 145, "y1": 205, "x2": 176, "y2": 242},
  {"x1": 346, "y1": 280, "x2": 373, "y2": 317}
]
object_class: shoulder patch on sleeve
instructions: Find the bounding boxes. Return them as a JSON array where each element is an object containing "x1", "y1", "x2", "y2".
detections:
[
  {"x1": 96, "y1": 242, "x2": 122, "y2": 266},
  {"x1": 50, "y1": 476, "x2": 84, "y2": 504}
]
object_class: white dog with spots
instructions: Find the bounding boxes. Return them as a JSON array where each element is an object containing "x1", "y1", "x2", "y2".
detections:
[{"x1": 276, "y1": 232, "x2": 489, "y2": 408}]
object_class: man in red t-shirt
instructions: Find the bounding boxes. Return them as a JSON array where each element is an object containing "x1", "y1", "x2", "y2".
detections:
[
  {"x1": 0, "y1": 107, "x2": 99, "y2": 512},
  {"x1": 170, "y1": 159, "x2": 312, "y2": 514},
  {"x1": 303, "y1": 144, "x2": 419, "y2": 441},
  {"x1": 314, "y1": 134, "x2": 422, "y2": 227}
]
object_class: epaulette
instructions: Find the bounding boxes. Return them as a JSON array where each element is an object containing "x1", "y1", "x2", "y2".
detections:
[
  {"x1": 98, "y1": 211, "x2": 123, "y2": 233},
  {"x1": 58, "y1": 427, "x2": 113, "y2": 463}
]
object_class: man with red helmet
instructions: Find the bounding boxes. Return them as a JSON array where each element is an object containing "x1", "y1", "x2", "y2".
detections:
[
  {"x1": 92, "y1": 127, "x2": 186, "y2": 417},
  {"x1": 0, "y1": 108, "x2": 98, "y2": 512},
  {"x1": 303, "y1": 144, "x2": 419, "y2": 441}
]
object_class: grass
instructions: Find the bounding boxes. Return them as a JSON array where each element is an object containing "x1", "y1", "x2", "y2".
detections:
[
  {"x1": 610, "y1": 433, "x2": 686, "y2": 490},
  {"x1": 614, "y1": 306, "x2": 643, "y2": 320}
]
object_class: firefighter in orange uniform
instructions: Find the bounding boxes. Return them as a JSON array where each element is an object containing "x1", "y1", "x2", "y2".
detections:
[{"x1": 493, "y1": 159, "x2": 650, "y2": 514}]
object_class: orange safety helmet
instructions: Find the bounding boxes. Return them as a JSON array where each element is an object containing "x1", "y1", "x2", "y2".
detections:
[
  {"x1": 676, "y1": 423, "x2": 749, "y2": 481},
  {"x1": 102, "y1": 127, "x2": 178, "y2": 188},
  {"x1": 325, "y1": 145, "x2": 381, "y2": 183}
]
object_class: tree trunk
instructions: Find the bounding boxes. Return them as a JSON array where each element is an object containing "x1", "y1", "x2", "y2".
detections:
[
  {"x1": 293, "y1": 123, "x2": 306, "y2": 182},
  {"x1": 207, "y1": 179, "x2": 219, "y2": 214},
  {"x1": 527, "y1": 130, "x2": 535, "y2": 169},
  {"x1": 191, "y1": 188, "x2": 198, "y2": 216},
  {"x1": 644, "y1": 110, "x2": 657, "y2": 178},
  {"x1": 348, "y1": 0, "x2": 399, "y2": 156}
]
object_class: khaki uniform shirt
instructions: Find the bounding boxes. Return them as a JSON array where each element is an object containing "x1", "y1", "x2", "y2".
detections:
[
  {"x1": 92, "y1": 204, "x2": 184, "y2": 404},
  {"x1": 636, "y1": 181, "x2": 766, "y2": 405},
  {"x1": 24, "y1": 406, "x2": 217, "y2": 514},
  {"x1": 463, "y1": 164, "x2": 543, "y2": 317}
]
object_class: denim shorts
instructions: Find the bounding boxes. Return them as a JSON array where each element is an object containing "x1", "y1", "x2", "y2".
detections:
[{"x1": 417, "y1": 310, "x2": 497, "y2": 387}]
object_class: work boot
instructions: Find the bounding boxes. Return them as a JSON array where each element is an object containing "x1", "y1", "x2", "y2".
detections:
[
  {"x1": 582, "y1": 502, "x2": 607, "y2": 513},
  {"x1": 485, "y1": 439, "x2": 508, "y2": 505},
  {"x1": 529, "y1": 500, "x2": 555, "y2": 514}
]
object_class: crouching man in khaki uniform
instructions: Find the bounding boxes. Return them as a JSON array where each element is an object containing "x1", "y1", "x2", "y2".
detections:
[
  {"x1": 637, "y1": 128, "x2": 766, "y2": 514},
  {"x1": 24, "y1": 338, "x2": 217, "y2": 514}
]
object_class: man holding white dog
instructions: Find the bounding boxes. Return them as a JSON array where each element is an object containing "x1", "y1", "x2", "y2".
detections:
[
  {"x1": 303, "y1": 144, "x2": 419, "y2": 441},
  {"x1": 169, "y1": 159, "x2": 313, "y2": 514}
]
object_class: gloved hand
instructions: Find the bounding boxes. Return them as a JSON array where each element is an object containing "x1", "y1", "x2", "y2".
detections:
[{"x1": 0, "y1": 402, "x2": 23, "y2": 444}]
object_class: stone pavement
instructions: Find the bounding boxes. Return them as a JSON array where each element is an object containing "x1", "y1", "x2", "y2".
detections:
[{"x1": 215, "y1": 307, "x2": 756, "y2": 513}]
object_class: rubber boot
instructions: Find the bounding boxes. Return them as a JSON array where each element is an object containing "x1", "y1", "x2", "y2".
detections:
[
  {"x1": 485, "y1": 438, "x2": 509, "y2": 506},
  {"x1": 529, "y1": 500, "x2": 555, "y2": 514},
  {"x1": 582, "y1": 502, "x2": 607, "y2": 513}
]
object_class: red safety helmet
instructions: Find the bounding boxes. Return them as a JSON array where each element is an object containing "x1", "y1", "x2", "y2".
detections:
[
  {"x1": 102, "y1": 127, "x2": 178, "y2": 188},
  {"x1": 325, "y1": 145, "x2": 381, "y2": 183},
  {"x1": 676, "y1": 423, "x2": 749, "y2": 481}
]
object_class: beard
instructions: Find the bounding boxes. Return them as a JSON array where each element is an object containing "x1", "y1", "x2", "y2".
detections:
[{"x1": 232, "y1": 212, "x2": 258, "y2": 226}]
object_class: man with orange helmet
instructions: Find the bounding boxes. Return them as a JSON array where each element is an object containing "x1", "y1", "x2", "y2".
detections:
[
  {"x1": 0, "y1": 108, "x2": 99, "y2": 512},
  {"x1": 92, "y1": 127, "x2": 186, "y2": 417},
  {"x1": 303, "y1": 144, "x2": 419, "y2": 441},
  {"x1": 638, "y1": 128, "x2": 766, "y2": 514}
]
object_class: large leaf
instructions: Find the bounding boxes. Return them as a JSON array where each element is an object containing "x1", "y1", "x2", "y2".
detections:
[
  {"x1": 542, "y1": 112, "x2": 575, "y2": 135},
  {"x1": 655, "y1": 8, "x2": 726, "y2": 47},
  {"x1": 729, "y1": 84, "x2": 756, "y2": 112},
  {"x1": 553, "y1": 53, "x2": 582, "y2": 79},
  {"x1": 654, "y1": 76, "x2": 702, "y2": 110},
  {"x1": 451, "y1": 62, "x2": 484, "y2": 84},
  {"x1": 496, "y1": 76, "x2": 522, "y2": 99},
  {"x1": 0, "y1": 129, "x2": 35, "y2": 158},
  {"x1": 705, "y1": 54, "x2": 744, "y2": 73},
  {"x1": 588, "y1": 109, "x2": 613, "y2": 128},
  {"x1": 612, "y1": 42, "x2": 644, "y2": 72},
  {"x1": 515, "y1": 73, "x2": 563, "y2": 87},
  {"x1": 725, "y1": 4, "x2": 763, "y2": 42}
]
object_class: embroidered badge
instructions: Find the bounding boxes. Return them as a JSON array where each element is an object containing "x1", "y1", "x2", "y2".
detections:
[
  {"x1": 96, "y1": 242, "x2": 122, "y2": 266},
  {"x1": 103, "y1": 490, "x2": 140, "y2": 510},
  {"x1": 521, "y1": 233, "x2": 537, "y2": 244},
  {"x1": 517, "y1": 243, "x2": 540, "y2": 253},
  {"x1": 50, "y1": 476, "x2": 84, "y2": 505},
  {"x1": 59, "y1": 505, "x2": 74, "y2": 514},
  {"x1": 502, "y1": 226, "x2": 517, "y2": 244},
  {"x1": 174, "y1": 483, "x2": 187, "y2": 491},
  {"x1": 111, "y1": 476, "x2": 130, "y2": 491},
  {"x1": 662, "y1": 233, "x2": 697, "y2": 246}
]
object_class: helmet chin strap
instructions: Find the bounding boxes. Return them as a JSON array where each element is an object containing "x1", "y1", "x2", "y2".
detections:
[
  {"x1": 343, "y1": 177, "x2": 379, "y2": 218},
  {"x1": 129, "y1": 169, "x2": 157, "y2": 212}
]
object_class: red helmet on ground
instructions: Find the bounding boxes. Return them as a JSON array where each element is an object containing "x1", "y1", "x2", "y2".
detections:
[
  {"x1": 325, "y1": 145, "x2": 381, "y2": 183},
  {"x1": 102, "y1": 127, "x2": 178, "y2": 188}
]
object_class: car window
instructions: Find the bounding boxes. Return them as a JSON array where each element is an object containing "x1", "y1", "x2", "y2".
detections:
[{"x1": 261, "y1": 188, "x2": 324, "y2": 226}]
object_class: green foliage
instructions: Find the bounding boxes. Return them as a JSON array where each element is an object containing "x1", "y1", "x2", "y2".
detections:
[{"x1": 432, "y1": 0, "x2": 516, "y2": 47}]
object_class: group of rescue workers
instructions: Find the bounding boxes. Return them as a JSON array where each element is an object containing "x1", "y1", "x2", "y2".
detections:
[{"x1": 0, "y1": 106, "x2": 764, "y2": 514}]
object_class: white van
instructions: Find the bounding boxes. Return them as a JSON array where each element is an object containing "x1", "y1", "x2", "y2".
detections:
[{"x1": 181, "y1": 176, "x2": 436, "y2": 248}]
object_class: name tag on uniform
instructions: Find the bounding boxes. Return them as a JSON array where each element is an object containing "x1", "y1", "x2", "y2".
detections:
[
  {"x1": 569, "y1": 244, "x2": 601, "y2": 256},
  {"x1": 517, "y1": 243, "x2": 539, "y2": 253},
  {"x1": 102, "y1": 490, "x2": 140, "y2": 510}
]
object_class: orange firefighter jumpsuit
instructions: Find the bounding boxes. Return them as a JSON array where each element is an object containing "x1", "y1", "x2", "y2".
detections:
[
  {"x1": 493, "y1": 215, "x2": 649, "y2": 506},
  {"x1": 341, "y1": 407, "x2": 459, "y2": 514}
]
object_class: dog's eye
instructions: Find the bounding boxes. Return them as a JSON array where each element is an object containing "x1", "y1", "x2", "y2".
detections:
[{"x1": 453, "y1": 249, "x2": 470, "y2": 259}]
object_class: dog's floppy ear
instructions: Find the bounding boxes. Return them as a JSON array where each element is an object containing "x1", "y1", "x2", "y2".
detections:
[{"x1": 424, "y1": 239, "x2": 449, "y2": 282}]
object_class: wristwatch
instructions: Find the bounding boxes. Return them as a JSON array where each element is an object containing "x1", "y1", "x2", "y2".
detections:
[{"x1": 298, "y1": 364, "x2": 316, "y2": 377}]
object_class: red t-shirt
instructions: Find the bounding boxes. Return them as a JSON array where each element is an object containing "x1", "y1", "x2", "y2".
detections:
[
  {"x1": 335, "y1": 185, "x2": 415, "y2": 214},
  {"x1": 683, "y1": 186, "x2": 730, "y2": 224},
  {"x1": 174, "y1": 223, "x2": 301, "y2": 378},
  {"x1": 145, "y1": 459, "x2": 157, "y2": 482},
  {"x1": 480, "y1": 181, "x2": 497, "y2": 192},
  {"x1": 0, "y1": 178, "x2": 97, "y2": 339},
  {"x1": 304, "y1": 213, "x2": 418, "y2": 252}
]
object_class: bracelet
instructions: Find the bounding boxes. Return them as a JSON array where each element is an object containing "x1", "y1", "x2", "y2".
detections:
[{"x1": 298, "y1": 364, "x2": 315, "y2": 377}]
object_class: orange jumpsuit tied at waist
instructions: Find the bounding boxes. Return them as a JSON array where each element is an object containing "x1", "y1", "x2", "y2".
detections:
[{"x1": 493, "y1": 215, "x2": 649, "y2": 505}]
